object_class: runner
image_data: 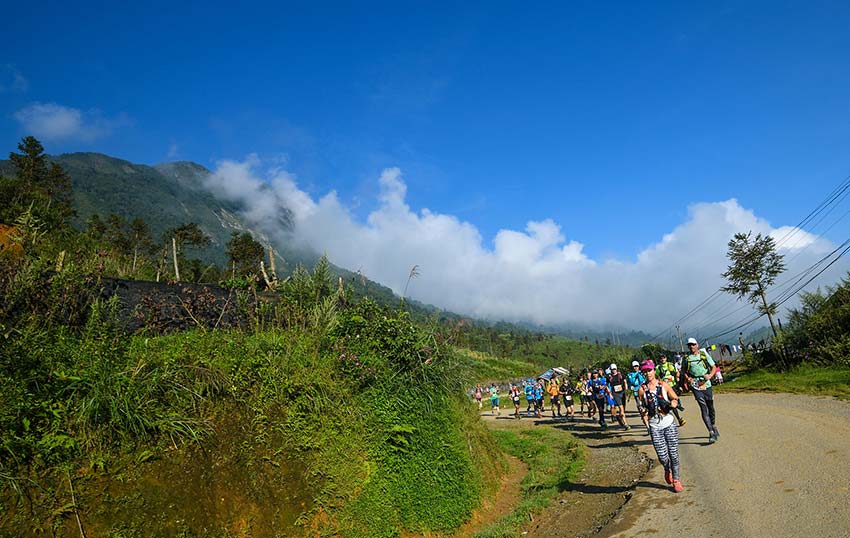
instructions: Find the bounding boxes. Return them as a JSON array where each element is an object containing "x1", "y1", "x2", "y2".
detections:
[
  {"x1": 524, "y1": 379, "x2": 534, "y2": 414},
  {"x1": 589, "y1": 370, "x2": 611, "y2": 429},
  {"x1": 575, "y1": 377, "x2": 587, "y2": 416},
  {"x1": 489, "y1": 383, "x2": 500, "y2": 416},
  {"x1": 599, "y1": 368, "x2": 613, "y2": 416},
  {"x1": 683, "y1": 337, "x2": 720, "y2": 443},
  {"x1": 533, "y1": 380, "x2": 544, "y2": 419},
  {"x1": 560, "y1": 377, "x2": 576, "y2": 421},
  {"x1": 639, "y1": 359, "x2": 683, "y2": 493},
  {"x1": 607, "y1": 363, "x2": 630, "y2": 430},
  {"x1": 584, "y1": 371, "x2": 597, "y2": 420},
  {"x1": 548, "y1": 378, "x2": 562, "y2": 418},
  {"x1": 656, "y1": 356, "x2": 686, "y2": 427},
  {"x1": 474, "y1": 384, "x2": 483, "y2": 410},
  {"x1": 509, "y1": 383, "x2": 522, "y2": 419},
  {"x1": 673, "y1": 354, "x2": 686, "y2": 411},
  {"x1": 626, "y1": 360, "x2": 646, "y2": 419}
]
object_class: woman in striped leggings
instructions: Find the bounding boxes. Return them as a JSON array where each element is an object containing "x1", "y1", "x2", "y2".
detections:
[{"x1": 638, "y1": 359, "x2": 683, "y2": 493}]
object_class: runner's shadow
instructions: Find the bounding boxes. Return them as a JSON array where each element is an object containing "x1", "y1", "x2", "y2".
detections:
[
  {"x1": 584, "y1": 437, "x2": 653, "y2": 449},
  {"x1": 678, "y1": 437, "x2": 714, "y2": 446},
  {"x1": 559, "y1": 480, "x2": 669, "y2": 494}
]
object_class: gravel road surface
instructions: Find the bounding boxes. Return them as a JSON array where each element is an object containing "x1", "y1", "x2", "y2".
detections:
[{"x1": 600, "y1": 392, "x2": 850, "y2": 538}]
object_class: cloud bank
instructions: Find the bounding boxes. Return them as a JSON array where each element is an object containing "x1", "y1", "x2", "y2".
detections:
[
  {"x1": 204, "y1": 156, "x2": 847, "y2": 333},
  {"x1": 14, "y1": 102, "x2": 128, "y2": 141}
]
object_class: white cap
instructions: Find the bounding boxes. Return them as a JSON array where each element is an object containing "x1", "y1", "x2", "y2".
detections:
[
  {"x1": 610, "y1": 363, "x2": 618, "y2": 370},
  {"x1": 686, "y1": 337, "x2": 698, "y2": 345},
  {"x1": 631, "y1": 360, "x2": 640, "y2": 366}
]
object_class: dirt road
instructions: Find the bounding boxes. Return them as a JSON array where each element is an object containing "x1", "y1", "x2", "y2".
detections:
[{"x1": 601, "y1": 392, "x2": 850, "y2": 538}]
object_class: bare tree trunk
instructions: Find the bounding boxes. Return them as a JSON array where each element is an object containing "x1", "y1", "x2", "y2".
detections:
[
  {"x1": 268, "y1": 247, "x2": 278, "y2": 283},
  {"x1": 260, "y1": 260, "x2": 273, "y2": 290},
  {"x1": 172, "y1": 237, "x2": 180, "y2": 281},
  {"x1": 132, "y1": 246, "x2": 138, "y2": 273},
  {"x1": 758, "y1": 286, "x2": 778, "y2": 337}
]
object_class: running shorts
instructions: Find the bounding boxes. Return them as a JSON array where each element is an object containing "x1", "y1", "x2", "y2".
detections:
[{"x1": 612, "y1": 392, "x2": 626, "y2": 406}]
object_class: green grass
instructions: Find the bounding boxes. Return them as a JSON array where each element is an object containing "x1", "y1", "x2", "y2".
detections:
[
  {"x1": 716, "y1": 365, "x2": 850, "y2": 401},
  {"x1": 474, "y1": 427, "x2": 584, "y2": 538}
]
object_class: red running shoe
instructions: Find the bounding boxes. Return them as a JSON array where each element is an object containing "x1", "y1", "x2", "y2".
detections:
[
  {"x1": 664, "y1": 468, "x2": 673, "y2": 484},
  {"x1": 672, "y1": 479, "x2": 683, "y2": 493}
]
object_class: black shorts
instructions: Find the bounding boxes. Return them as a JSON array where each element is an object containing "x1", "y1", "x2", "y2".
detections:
[
  {"x1": 563, "y1": 396, "x2": 574, "y2": 407},
  {"x1": 612, "y1": 392, "x2": 626, "y2": 406},
  {"x1": 551, "y1": 395, "x2": 560, "y2": 404}
]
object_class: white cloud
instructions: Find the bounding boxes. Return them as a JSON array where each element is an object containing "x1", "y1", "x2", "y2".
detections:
[
  {"x1": 0, "y1": 65, "x2": 28, "y2": 92},
  {"x1": 13, "y1": 102, "x2": 128, "y2": 141},
  {"x1": 204, "y1": 156, "x2": 849, "y2": 334}
]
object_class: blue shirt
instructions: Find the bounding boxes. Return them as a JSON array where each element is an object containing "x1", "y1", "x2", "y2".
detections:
[
  {"x1": 626, "y1": 371, "x2": 646, "y2": 392},
  {"x1": 589, "y1": 378, "x2": 608, "y2": 398}
]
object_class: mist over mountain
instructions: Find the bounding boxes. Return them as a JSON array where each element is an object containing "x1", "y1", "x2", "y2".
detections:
[{"x1": 6, "y1": 150, "x2": 846, "y2": 339}]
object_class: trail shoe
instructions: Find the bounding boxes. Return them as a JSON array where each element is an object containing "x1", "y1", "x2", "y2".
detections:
[
  {"x1": 678, "y1": 418, "x2": 687, "y2": 427},
  {"x1": 672, "y1": 479, "x2": 684, "y2": 493},
  {"x1": 712, "y1": 426, "x2": 720, "y2": 438},
  {"x1": 664, "y1": 468, "x2": 673, "y2": 485},
  {"x1": 708, "y1": 432, "x2": 717, "y2": 443}
]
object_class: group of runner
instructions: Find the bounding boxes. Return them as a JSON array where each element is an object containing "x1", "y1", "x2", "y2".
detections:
[{"x1": 472, "y1": 337, "x2": 722, "y2": 494}]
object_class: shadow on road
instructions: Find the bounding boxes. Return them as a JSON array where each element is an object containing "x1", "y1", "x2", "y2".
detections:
[{"x1": 561, "y1": 480, "x2": 670, "y2": 495}]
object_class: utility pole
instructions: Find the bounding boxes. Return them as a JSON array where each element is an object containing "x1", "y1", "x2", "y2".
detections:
[{"x1": 676, "y1": 325, "x2": 684, "y2": 353}]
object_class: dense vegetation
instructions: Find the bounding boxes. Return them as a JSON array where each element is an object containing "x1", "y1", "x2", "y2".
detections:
[{"x1": 772, "y1": 276, "x2": 850, "y2": 367}]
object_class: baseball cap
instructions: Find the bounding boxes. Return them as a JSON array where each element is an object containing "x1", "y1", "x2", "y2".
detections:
[
  {"x1": 610, "y1": 363, "x2": 618, "y2": 370},
  {"x1": 631, "y1": 360, "x2": 640, "y2": 367},
  {"x1": 686, "y1": 337, "x2": 698, "y2": 345},
  {"x1": 640, "y1": 359, "x2": 655, "y2": 371}
]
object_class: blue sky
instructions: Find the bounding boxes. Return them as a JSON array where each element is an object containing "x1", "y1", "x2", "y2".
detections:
[{"x1": 4, "y1": 2, "x2": 850, "y2": 330}]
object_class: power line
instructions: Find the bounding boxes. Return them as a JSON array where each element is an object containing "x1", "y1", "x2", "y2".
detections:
[
  {"x1": 652, "y1": 172, "x2": 850, "y2": 342},
  {"x1": 703, "y1": 236, "x2": 850, "y2": 341}
]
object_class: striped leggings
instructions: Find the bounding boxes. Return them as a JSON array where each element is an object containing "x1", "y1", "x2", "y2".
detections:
[{"x1": 649, "y1": 422, "x2": 680, "y2": 480}]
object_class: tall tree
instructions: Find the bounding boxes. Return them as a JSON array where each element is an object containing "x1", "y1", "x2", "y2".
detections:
[
  {"x1": 5, "y1": 136, "x2": 74, "y2": 228},
  {"x1": 721, "y1": 231, "x2": 786, "y2": 337},
  {"x1": 128, "y1": 218, "x2": 155, "y2": 273},
  {"x1": 105, "y1": 213, "x2": 131, "y2": 254},
  {"x1": 164, "y1": 223, "x2": 211, "y2": 252},
  {"x1": 161, "y1": 223, "x2": 211, "y2": 280},
  {"x1": 85, "y1": 213, "x2": 107, "y2": 242},
  {"x1": 226, "y1": 232, "x2": 264, "y2": 277}
]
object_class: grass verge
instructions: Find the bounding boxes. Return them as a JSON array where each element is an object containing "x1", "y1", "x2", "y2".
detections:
[
  {"x1": 473, "y1": 426, "x2": 584, "y2": 538},
  {"x1": 716, "y1": 365, "x2": 850, "y2": 401}
]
